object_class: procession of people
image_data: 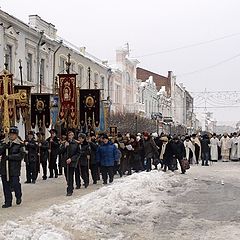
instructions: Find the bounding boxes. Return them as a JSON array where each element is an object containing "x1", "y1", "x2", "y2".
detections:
[{"x1": 1, "y1": 123, "x2": 240, "y2": 209}]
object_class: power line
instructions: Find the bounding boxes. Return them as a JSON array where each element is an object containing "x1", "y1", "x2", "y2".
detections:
[
  {"x1": 133, "y1": 32, "x2": 240, "y2": 58},
  {"x1": 177, "y1": 52, "x2": 240, "y2": 77}
]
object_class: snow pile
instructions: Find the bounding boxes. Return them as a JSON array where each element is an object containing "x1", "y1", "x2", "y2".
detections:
[{"x1": 0, "y1": 171, "x2": 189, "y2": 240}]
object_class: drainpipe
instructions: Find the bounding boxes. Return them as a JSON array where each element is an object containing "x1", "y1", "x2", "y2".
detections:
[
  {"x1": 52, "y1": 40, "x2": 63, "y2": 91},
  {"x1": 36, "y1": 31, "x2": 44, "y2": 93}
]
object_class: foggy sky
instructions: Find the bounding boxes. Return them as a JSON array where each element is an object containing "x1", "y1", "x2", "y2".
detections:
[{"x1": 1, "y1": 0, "x2": 240, "y2": 125}]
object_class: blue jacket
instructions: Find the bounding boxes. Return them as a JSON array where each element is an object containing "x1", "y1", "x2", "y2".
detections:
[{"x1": 96, "y1": 142, "x2": 118, "y2": 166}]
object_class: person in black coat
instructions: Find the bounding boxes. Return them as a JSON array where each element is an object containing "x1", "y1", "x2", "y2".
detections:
[
  {"x1": 24, "y1": 130, "x2": 38, "y2": 184},
  {"x1": 170, "y1": 136, "x2": 186, "y2": 174},
  {"x1": 0, "y1": 126, "x2": 25, "y2": 208},
  {"x1": 86, "y1": 135, "x2": 99, "y2": 184},
  {"x1": 60, "y1": 130, "x2": 80, "y2": 196},
  {"x1": 37, "y1": 132, "x2": 49, "y2": 180},
  {"x1": 47, "y1": 129, "x2": 60, "y2": 178},
  {"x1": 201, "y1": 134, "x2": 210, "y2": 166},
  {"x1": 142, "y1": 132, "x2": 159, "y2": 172},
  {"x1": 76, "y1": 133, "x2": 90, "y2": 188}
]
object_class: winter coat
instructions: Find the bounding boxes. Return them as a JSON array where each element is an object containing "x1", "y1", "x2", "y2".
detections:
[
  {"x1": 79, "y1": 141, "x2": 91, "y2": 167},
  {"x1": 25, "y1": 139, "x2": 38, "y2": 163},
  {"x1": 0, "y1": 138, "x2": 25, "y2": 176},
  {"x1": 39, "y1": 140, "x2": 49, "y2": 162},
  {"x1": 47, "y1": 136, "x2": 60, "y2": 159},
  {"x1": 60, "y1": 139, "x2": 80, "y2": 168},
  {"x1": 142, "y1": 138, "x2": 159, "y2": 159},
  {"x1": 170, "y1": 140, "x2": 186, "y2": 160},
  {"x1": 88, "y1": 141, "x2": 98, "y2": 165},
  {"x1": 201, "y1": 138, "x2": 210, "y2": 153},
  {"x1": 96, "y1": 141, "x2": 118, "y2": 167}
]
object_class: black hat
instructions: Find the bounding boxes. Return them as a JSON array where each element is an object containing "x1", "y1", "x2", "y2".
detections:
[
  {"x1": 9, "y1": 126, "x2": 19, "y2": 135},
  {"x1": 49, "y1": 129, "x2": 57, "y2": 134},
  {"x1": 28, "y1": 130, "x2": 35, "y2": 136},
  {"x1": 102, "y1": 134, "x2": 109, "y2": 140}
]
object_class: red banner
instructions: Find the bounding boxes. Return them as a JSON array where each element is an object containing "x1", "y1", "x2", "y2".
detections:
[{"x1": 58, "y1": 74, "x2": 77, "y2": 126}]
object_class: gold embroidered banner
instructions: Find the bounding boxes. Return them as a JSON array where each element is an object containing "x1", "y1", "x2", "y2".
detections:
[{"x1": 58, "y1": 74, "x2": 77, "y2": 127}]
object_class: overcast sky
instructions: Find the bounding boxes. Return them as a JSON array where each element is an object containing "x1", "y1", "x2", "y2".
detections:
[{"x1": 1, "y1": 0, "x2": 240, "y2": 125}]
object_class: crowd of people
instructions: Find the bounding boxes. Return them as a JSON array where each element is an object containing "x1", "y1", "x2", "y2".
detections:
[{"x1": 0, "y1": 126, "x2": 239, "y2": 209}]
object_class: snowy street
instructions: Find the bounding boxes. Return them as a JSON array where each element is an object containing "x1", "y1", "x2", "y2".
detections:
[{"x1": 1, "y1": 162, "x2": 240, "y2": 240}]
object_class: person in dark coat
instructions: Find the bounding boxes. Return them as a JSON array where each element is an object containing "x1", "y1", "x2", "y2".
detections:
[
  {"x1": 0, "y1": 126, "x2": 25, "y2": 208},
  {"x1": 37, "y1": 132, "x2": 49, "y2": 180},
  {"x1": 24, "y1": 130, "x2": 38, "y2": 184},
  {"x1": 96, "y1": 134, "x2": 119, "y2": 184},
  {"x1": 76, "y1": 133, "x2": 90, "y2": 188},
  {"x1": 170, "y1": 136, "x2": 186, "y2": 174},
  {"x1": 201, "y1": 134, "x2": 210, "y2": 166},
  {"x1": 86, "y1": 135, "x2": 99, "y2": 184},
  {"x1": 60, "y1": 130, "x2": 80, "y2": 196},
  {"x1": 47, "y1": 129, "x2": 60, "y2": 178},
  {"x1": 142, "y1": 132, "x2": 159, "y2": 172},
  {"x1": 159, "y1": 136, "x2": 173, "y2": 172}
]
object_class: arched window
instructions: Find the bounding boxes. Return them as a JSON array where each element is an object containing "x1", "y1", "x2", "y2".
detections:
[{"x1": 126, "y1": 72, "x2": 131, "y2": 85}]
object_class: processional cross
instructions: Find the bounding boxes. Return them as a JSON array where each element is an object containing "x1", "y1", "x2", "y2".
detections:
[{"x1": 0, "y1": 71, "x2": 26, "y2": 133}]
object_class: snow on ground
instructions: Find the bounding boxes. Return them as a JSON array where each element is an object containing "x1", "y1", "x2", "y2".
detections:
[
  {"x1": 2, "y1": 162, "x2": 240, "y2": 240},
  {"x1": 0, "y1": 171, "x2": 191, "y2": 240}
]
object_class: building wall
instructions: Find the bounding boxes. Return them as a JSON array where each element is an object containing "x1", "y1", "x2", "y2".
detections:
[
  {"x1": 136, "y1": 67, "x2": 171, "y2": 96},
  {"x1": 0, "y1": 10, "x2": 56, "y2": 93}
]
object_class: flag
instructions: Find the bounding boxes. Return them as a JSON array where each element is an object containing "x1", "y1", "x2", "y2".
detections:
[
  {"x1": 31, "y1": 94, "x2": 50, "y2": 128},
  {"x1": 79, "y1": 89, "x2": 100, "y2": 131}
]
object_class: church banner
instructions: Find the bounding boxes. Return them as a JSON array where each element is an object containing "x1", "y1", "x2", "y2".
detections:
[
  {"x1": 58, "y1": 74, "x2": 77, "y2": 127},
  {"x1": 31, "y1": 94, "x2": 50, "y2": 128},
  {"x1": 14, "y1": 85, "x2": 31, "y2": 123},
  {"x1": 50, "y1": 95, "x2": 59, "y2": 127},
  {"x1": 79, "y1": 89, "x2": 100, "y2": 130},
  {"x1": 0, "y1": 73, "x2": 15, "y2": 121}
]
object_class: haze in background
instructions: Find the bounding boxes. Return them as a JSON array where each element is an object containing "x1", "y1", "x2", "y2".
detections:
[{"x1": 1, "y1": 0, "x2": 240, "y2": 124}]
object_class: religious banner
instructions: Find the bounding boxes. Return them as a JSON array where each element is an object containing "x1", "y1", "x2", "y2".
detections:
[
  {"x1": 31, "y1": 94, "x2": 50, "y2": 129},
  {"x1": 58, "y1": 74, "x2": 77, "y2": 127},
  {"x1": 50, "y1": 95, "x2": 59, "y2": 127},
  {"x1": 14, "y1": 85, "x2": 31, "y2": 123},
  {"x1": 0, "y1": 73, "x2": 15, "y2": 122},
  {"x1": 79, "y1": 89, "x2": 100, "y2": 130},
  {"x1": 110, "y1": 126, "x2": 118, "y2": 136}
]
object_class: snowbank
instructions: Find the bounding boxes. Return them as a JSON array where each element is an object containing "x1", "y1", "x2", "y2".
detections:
[{"x1": 0, "y1": 171, "x2": 188, "y2": 240}]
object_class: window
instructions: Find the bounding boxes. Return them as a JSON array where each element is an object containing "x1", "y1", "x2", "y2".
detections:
[
  {"x1": 126, "y1": 72, "x2": 131, "y2": 85},
  {"x1": 40, "y1": 59, "x2": 45, "y2": 85},
  {"x1": 78, "y1": 65, "x2": 84, "y2": 87},
  {"x1": 5, "y1": 45, "x2": 12, "y2": 72},
  {"x1": 100, "y1": 76, "x2": 105, "y2": 99},
  {"x1": 59, "y1": 57, "x2": 66, "y2": 73},
  {"x1": 115, "y1": 85, "x2": 121, "y2": 103},
  {"x1": 27, "y1": 53, "x2": 33, "y2": 82},
  {"x1": 100, "y1": 76, "x2": 104, "y2": 89}
]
